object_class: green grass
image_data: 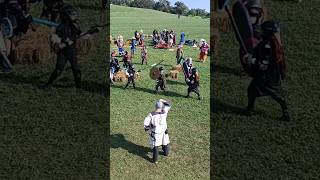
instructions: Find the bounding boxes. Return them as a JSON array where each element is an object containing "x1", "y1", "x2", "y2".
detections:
[
  {"x1": 110, "y1": 5, "x2": 210, "y2": 179},
  {"x1": 0, "y1": 1, "x2": 108, "y2": 178},
  {"x1": 212, "y1": 0, "x2": 320, "y2": 179}
]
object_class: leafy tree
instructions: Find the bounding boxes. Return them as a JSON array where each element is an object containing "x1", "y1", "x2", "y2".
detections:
[
  {"x1": 130, "y1": 0, "x2": 155, "y2": 9},
  {"x1": 110, "y1": 0, "x2": 133, "y2": 6},
  {"x1": 153, "y1": 0, "x2": 171, "y2": 13},
  {"x1": 174, "y1": 1, "x2": 189, "y2": 17}
]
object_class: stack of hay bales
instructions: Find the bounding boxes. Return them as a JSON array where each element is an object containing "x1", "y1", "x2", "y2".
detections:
[
  {"x1": 13, "y1": 25, "x2": 55, "y2": 64},
  {"x1": 13, "y1": 25, "x2": 96, "y2": 65}
]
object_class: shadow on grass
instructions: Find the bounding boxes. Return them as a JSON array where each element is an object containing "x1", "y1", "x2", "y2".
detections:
[
  {"x1": 0, "y1": 72, "x2": 107, "y2": 96},
  {"x1": 211, "y1": 98, "x2": 244, "y2": 115},
  {"x1": 166, "y1": 79, "x2": 186, "y2": 86},
  {"x1": 212, "y1": 98, "x2": 276, "y2": 119},
  {"x1": 0, "y1": 72, "x2": 49, "y2": 88},
  {"x1": 81, "y1": 80, "x2": 107, "y2": 97},
  {"x1": 111, "y1": 84, "x2": 186, "y2": 98},
  {"x1": 111, "y1": 134, "x2": 151, "y2": 162},
  {"x1": 213, "y1": 64, "x2": 244, "y2": 76}
]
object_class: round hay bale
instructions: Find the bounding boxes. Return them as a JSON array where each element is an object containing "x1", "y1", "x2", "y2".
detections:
[
  {"x1": 114, "y1": 70, "x2": 127, "y2": 82},
  {"x1": 13, "y1": 25, "x2": 55, "y2": 64},
  {"x1": 76, "y1": 34, "x2": 95, "y2": 56}
]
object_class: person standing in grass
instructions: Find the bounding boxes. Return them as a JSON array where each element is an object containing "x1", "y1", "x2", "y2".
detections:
[
  {"x1": 45, "y1": 4, "x2": 82, "y2": 89},
  {"x1": 185, "y1": 68, "x2": 201, "y2": 100},
  {"x1": 122, "y1": 50, "x2": 130, "y2": 68},
  {"x1": 141, "y1": 45, "x2": 148, "y2": 65},
  {"x1": 179, "y1": 31, "x2": 185, "y2": 45},
  {"x1": 144, "y1": 99, "x2": 171, "y2": 164},
  {"x1": 176, "y1": 45, "x2": 184, "y2": 64},
  {"x1": 130, "y1": 37, "x2": 136, "y2": 58},
  {"x1": 199, "y1": 39, "x2": 209, "y2": 63},
  {"x1": 155, "y1": 67, "x2": 166, "y2": 93},
  {"x1": 244, "y1": 21, "x2": 290, "y2": 121},
  {"x1": 124, "y1": 62, "x2": 136, "y2": 89}
]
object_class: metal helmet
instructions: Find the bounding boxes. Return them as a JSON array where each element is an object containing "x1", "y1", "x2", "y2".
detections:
[
  {"x1": 60, "y1": 4, "x2": 79, "y2": 22},
  {"x1": 155, "y1": 100, "x2": 163, "y2": 109}
]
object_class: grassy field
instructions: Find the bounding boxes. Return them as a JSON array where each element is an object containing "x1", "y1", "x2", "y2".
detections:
[
  {"x1": 0, "y1": 1, "x2": 108, "y2": 178},
  {"x1": 110, "y1": 5, "x2": 210, "y2": 179},
  {"x1": 212, "y1": 0, "x2": 320, "y2": 179}
]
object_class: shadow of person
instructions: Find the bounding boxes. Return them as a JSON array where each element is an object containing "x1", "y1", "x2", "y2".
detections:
[
  {"x1": 80, "y1": 80, "x2": 107, "y2": 97},
  {"x1": 213, "y1": 64, "x2": 244, "y2": 76},
  {"x1": 0, "y1": 71, "x2": 49, "y2": 88},
  {"x1": 111, "y1": 84, "x2": 186, "y2": 98},
  {"x1": 211, "y1": 98, "x2": 245, "y2": 115},
  {"x1": 166, "y1": 79, "x2": 186, "y2": 86},
  {"x1": 211, "y1": 98, "x2": 275, "y2": 119},
  {"x1": 111, "y1": 134, "x2": 151, "y2": 162}
]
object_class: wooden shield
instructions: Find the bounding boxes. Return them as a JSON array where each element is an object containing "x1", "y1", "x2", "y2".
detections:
[
  {"x1": 149, "y1": 67, "x2": 160, "y2": 80},
  {"x1": 232, "y1": 1, "x2": 255, "y2": 52}
]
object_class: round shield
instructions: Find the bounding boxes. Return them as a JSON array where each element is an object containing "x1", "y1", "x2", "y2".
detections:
[{"x1": 149, "y1": 67, "x2": 160, "y2": 80}]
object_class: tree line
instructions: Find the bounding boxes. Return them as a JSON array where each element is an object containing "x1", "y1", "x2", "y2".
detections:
[{"x1": 110, "y1": 0, "x2": 210, "y2": 18}]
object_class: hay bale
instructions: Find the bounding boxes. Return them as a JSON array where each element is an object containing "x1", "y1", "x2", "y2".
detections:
[
  {"x1": 172, "y1": 64, "x2": 183, "y2": 72},
  {"x1": 114, "y1": 70, "x2": 127, "y2": 82},
  {"x1": 13, "y1": 25, "x2": 55, "y2": 64},
  {"x1": 76, "y1": 34, "x2": 95, "y2": 56},
  {"x1": 169, "y1": 70, "x2": 179, "y2": 80}
]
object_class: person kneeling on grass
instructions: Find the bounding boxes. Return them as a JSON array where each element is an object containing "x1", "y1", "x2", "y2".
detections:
[{"x1": 144, "y1": 99, "x2": 171, "y2": 164}]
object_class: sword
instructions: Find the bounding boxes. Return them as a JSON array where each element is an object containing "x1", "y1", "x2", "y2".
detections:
[{"x1": 137, "y1": 59, "x2": 165, "y2": 72}]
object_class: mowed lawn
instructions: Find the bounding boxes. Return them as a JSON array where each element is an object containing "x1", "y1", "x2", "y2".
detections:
[
  {"x1": 0, "y1": 1, "x2": 108, "y2": 179},
  {"x1": 212, "y1": 0, "x2": 320, "y2": 179},
  {"x1": 110, "y1": 5, "x2": 210, "y2": 179}
]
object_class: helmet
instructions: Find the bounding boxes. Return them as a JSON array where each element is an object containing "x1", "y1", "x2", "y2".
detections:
[
  {"x1": 60, "y1": 4, "x2": 79, "y2": 22},
  {"x1": 192, "y1": 68, "x2": 197, "y2": 73},
  {"x1": 244, "y1": 0, "x2": 263, "y2": 16},
  {"x1": 155, "y1": 100, "x2": 163, "y2": 109}
]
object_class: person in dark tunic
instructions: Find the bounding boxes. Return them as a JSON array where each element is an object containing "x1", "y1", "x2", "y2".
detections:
[
  {"x1": 124, "y1": 62, "x2": 136, "y2": 89},
  {"x1": 155, "y1": 66, "x2": 166, "y2": 93},
  {"x1": 45, "y1": 4, "x2": 82, "y2": 88},
  {"x1": 122, "y1": 50, "x2": 130, "y2": 68},
  {"x1": 185, "y1": 68, "x2": 201, "y2": 100},
  {"x1": 245, "y1": 21, "x2": 290, "y2": 121}
]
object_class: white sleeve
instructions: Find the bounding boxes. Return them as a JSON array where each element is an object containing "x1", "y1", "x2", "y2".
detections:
[
  {"x1": 144, "y1": 114, "x2": 152, "y2": 127},
  {"x1": 163, "y1": 101, "x2": 171, "y2": 114}
]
